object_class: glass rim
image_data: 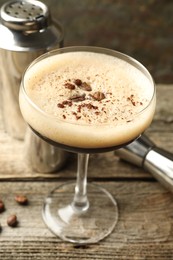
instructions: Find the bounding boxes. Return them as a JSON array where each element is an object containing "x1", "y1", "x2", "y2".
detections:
[{"x1": 20, "y1": 45, "x2": 156, "y2": 126}]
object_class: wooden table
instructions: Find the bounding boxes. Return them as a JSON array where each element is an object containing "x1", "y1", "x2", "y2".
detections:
[{"x1": 0, "y1": 84, "x2": 173, "y2": 259}]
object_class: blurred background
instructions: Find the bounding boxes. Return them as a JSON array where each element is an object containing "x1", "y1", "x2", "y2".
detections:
[{"x1": 0, "y1": 0, "x2": 172, "y2": 84}]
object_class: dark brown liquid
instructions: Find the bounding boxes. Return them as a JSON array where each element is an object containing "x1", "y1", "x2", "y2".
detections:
[{"x1": 31, "y1": 126, "x2": 138, "y2": 154}]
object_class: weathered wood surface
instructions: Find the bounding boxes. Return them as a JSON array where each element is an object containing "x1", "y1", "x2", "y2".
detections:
[
  {"x1": 0, "y1": 84, "x2": 173, "y2": 259},
  {"x1": 0, "y1": 181, "x2": 173, "y2": 259}
]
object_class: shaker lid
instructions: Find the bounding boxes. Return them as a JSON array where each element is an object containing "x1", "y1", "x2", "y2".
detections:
[
  {"x1": 0, "y1": 0, "x2": 63, "y2": 51},
  {"x1": 0, "y1": 0, "x2": 50, "y2": 32}
]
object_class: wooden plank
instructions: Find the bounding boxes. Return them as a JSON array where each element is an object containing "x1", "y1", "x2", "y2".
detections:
[
  {"x1": 0, "y1": 84, "x2": 173, "y2": 180},
  {"x1": 0, "y1": 181, "x2": 173, "y2": 259}
]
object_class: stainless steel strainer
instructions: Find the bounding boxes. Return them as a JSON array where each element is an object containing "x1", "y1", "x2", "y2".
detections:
[{"x1": 0, "y1": 0, "x2": 49, "y2": 31}]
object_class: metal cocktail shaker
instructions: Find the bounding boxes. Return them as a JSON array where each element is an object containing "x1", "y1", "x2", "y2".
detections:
[
  {"x1": 115, "y1": 134, "x2": 173, "y2": 193},
  {"x1": 0, "y1": 0, "x2": 68, "y2": 173},
  {"x1": 0, "y1": 0, "x2": 63, "y2": 139}
]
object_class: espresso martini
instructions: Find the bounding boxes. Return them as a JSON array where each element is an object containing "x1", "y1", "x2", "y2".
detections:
[
  {"x1": 19, "y1": 47, "x2": 156, "y2": 244},
  {"x1": 20, "y1": 50, "x2": 155, "y2": 151}
]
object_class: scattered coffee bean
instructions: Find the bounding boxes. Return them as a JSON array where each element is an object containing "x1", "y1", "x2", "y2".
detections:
[
  {"x1": 74, "y1": 79, "x2": 82, "y2": 86},
  {"x1": 90, "y1": 91, "x2": 105, "y2": 101},
  {"x1": 7, "y1": 214, "x2": 18, "y2": 227},
  {"x1": 15, "y1": 195, "x2": 28, "y2": 205},
  {"x1": 70, "y1": 93, "x2": 86, "y2": 102},
  {"x1": 62, "y1": 100, "x2": 72, "y2": 106},
  {"x1": 57, "y1": 103, "x2": 65, "y2": 108},
  {"x1": 64, "y1": 82, "x2": 76, "y2": 90},
  {"x1": 0, "y1": 199, "x2": 5, "y2": 213},
  {"x1": 80, "y1": 82, "x2": 92, "y2": 91}
]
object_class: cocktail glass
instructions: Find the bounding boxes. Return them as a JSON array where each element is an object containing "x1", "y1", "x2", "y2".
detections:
[{"x1": 19, "y1": 46, "x2": 156, "y2": 244}]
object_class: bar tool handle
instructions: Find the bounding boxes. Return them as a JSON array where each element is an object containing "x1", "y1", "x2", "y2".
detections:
[
  {"x1": 115, "y1": 135, "x2": 155, "y2": 167},
  {"x1": 115, "y1": 135, "x2": 173, "y2": 193},
  {"x1": 144, "y1": 146, "x2": 173, "y2": 193}
]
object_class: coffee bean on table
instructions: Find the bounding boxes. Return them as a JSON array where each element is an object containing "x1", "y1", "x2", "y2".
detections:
[
  {"x1": 7, "y1": 214, "x2": 18, "y2": 227},
  {"x1": 15, "y1": 195, "x2": 28, "y2": 205},
  {"x1": 0, "y1": 199, "x2": 5, "y2": 213}
]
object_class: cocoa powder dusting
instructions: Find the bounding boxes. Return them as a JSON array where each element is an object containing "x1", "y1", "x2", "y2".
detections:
[
  {"x1": 127, "y1": 94, "x2": 144, "y2": 107},
  {"x1": 57, "y1": 78, "x2": 113, "y2": 122},
  {"x1": 127, "y1": 94, "x2": 136, "y2": 106}
]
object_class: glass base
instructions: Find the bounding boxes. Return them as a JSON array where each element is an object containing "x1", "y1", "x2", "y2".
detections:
[{"x1": 42, "y1": 182, "x2": 118, "y2": 244}]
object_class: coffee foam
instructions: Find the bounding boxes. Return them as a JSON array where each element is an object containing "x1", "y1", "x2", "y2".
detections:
[{"x1": 20, "y1": 51, "x2": 155, "y2": 148}]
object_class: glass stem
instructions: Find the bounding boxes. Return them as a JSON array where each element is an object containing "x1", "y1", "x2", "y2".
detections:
[{"x1": 72, "y1": 153, "x2": 89, "y2": 212}]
